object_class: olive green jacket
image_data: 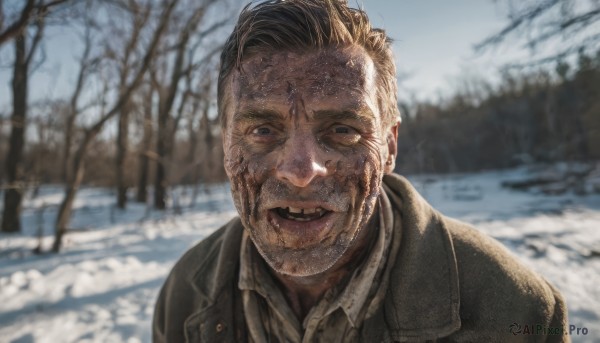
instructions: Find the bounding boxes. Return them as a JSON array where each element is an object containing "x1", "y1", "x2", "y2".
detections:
[{"x1": 153, "y1": 174, "x2": 569, "y2": 342}]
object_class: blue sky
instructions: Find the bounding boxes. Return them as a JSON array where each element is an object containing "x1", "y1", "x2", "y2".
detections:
[
  {"x1": 0, "y1": 0, "x2": 519, "y2": 111},
  {"x1": 362, "y1": 0, "x2": 515, "y2": 100}
]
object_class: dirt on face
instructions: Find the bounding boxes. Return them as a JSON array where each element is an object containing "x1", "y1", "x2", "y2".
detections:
[{"x1": 223, "y1": 46, "x2": 396, "y2": 277}]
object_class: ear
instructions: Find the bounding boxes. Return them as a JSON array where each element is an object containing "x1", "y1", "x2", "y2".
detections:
[{"x1": 384, "y1": 119, "x2": 399, "y2": 174}]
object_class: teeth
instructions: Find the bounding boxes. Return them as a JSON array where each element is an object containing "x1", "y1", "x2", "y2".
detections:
[
  {"x1": 278, "y1": 206, "x2": 328, "y2": 221},
  {"x1": 287, "y1": 207, "x2": 324, "y2": 214}
]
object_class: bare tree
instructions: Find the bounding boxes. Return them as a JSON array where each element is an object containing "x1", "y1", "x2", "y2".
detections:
[
  {"x1": 477, "y1": 0, "x2": 600, "y2": 67},
  {"x1": 114, "y1": 0, "x2": 152, "y2": 209},
  {"x1": 0, "y1": 0, "x2": 69, "y2": 47},
  {"x1": 1, "y1": 11, "x2": 45, "y2": 233},
  {"x1": 135, "y1": 85, "x2": 154, "y2": 203},
  {"x1": 52, "y1": 0, "x2": 178, "y2": 252},
  {"x1": 151, "y1": 0, "x2": 227, "y2": 209},
  {"x1": 29, "y1": 100, "x2": 63, "y2": 190},
  {"x1": 189, "y1": 76, "x2": 214, "y2": 181},
  {"x1": 62, "y1": 11, "x2": 98, "y2": 184},
  {"x1": 185, "y1": 78, "x2": 207, "y2": 181}
]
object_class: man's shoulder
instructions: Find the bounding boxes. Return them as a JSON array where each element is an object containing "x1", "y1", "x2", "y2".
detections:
[
  {"x1": 162, "y1": 216, "x2": 243, "y2": 300},
  {"x1": 444, "y1": 215, "x2": 557, "y2": 301},
  {"x1": 382, "y1": 173, "x2": 568, "y2": 340},
  {"x1": 153, "y1": 216, "x2": 244, "y2": 342},
  {"x1": 385, "y1": 172, "x2": 561, "y2": 306},
  {"x1": 440, "y1": 215, "x2": 568, "y2": 336},
  {"x1": 175, "y1": 216, "x2": 240, "y2": 264}
]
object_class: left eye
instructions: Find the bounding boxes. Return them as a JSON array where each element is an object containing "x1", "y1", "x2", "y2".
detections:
[
  {"x1": 332, "y1": 126, "x2": 351, "y2": 134},
  {"x1": 252, "y1": 127, "x2": 272, "y2": 135},
  {"x1": 325, "y1": 125, "x2": 361, "y2": 146}
]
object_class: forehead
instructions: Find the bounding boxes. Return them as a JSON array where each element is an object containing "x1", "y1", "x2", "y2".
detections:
[{"x1": 225, "y1": 46, "x2": 378, "y2": 117}]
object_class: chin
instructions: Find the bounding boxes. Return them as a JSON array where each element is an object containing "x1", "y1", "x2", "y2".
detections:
[{"x1": 256, "y1": 241, "x2": 349, "y2": 277}]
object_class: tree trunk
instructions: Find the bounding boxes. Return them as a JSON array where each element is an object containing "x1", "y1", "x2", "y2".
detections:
[
  {"x1": 1, "y1": 33, "x2": 27, "y2": 233},
  {"x1": 51, "y1": 0, "x2": 179, "y2": 250},
  {"x1": 151, "y1": 7, "x2": 203, "y2": 210},
  {"x1": 200, "y1": 101, "x2": 213, "y2": 182},
  {"x1": 153, "y1": 108, "x2": 168, "y2": 209},
  {"x1": 52, "y1": 138, "x2": 87, "y2": 252},
  {"x1": 62, "y1": 112, "x2": 75, "y2": 183},
  {"x1": 136, "y1": 91, "x2": 153, "y2": 203},
  {"x1": 116, "y1": 99, "x2": 130, "y2": 209},
  {"x1": 61, "y1": 38, "x2": 90, "y2": 184},
  {"x1": 136, "y1": 95, "x2": 153, "y2": 203},
  {"x1": 52, "y1": 172, "x2": 83, "y2": 252}
]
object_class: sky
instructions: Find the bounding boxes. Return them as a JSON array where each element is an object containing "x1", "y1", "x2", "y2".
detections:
[
  {"x1": 361, "y1": 0, "x2": 514, "y2": 100},
  {"x1": 0, "y1": 0, "x2": 521, "y2": 112}
]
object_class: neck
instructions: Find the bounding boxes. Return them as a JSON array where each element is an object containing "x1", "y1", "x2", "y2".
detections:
[{"x1": 270, "y1": 208, "x2": 380, "y2": 321}]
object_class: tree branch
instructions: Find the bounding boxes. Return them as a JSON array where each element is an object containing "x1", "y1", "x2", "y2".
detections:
[
  {"x1": 0, "y1": 0, "x2": 5, "y2": 32},
  {"x1": 179, "y1": 43, "x2": 223, "y2": 76},
  {"x1": 0, "y1": 0, "x2": 69, "y2": 46},
  {"x1": 474, "y1": 0, "x2": 561, "y2": 52},
  {"x1": 559, "y1": 8, "x2": 600, "y2": 30},
  {"x1": 501, "y1": 32, "x2": 600, "y2": 69},
  {"x1": 160, "y1": 5, "x2": 207, "y2": 120},
  {"x1": 25, "y1": 12, "x2": 45, "y2": 67},
  {"x1": 0, "y1": 0, "x2": 35, "y2": 46},
  {"x1": 87, "y1": 0, "x2": 179, "y2": 136}
]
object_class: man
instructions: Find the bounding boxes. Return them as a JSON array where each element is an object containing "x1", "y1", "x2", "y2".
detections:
[{"x1": 153, "y1": 0, "x2": 569, "y2": 342}]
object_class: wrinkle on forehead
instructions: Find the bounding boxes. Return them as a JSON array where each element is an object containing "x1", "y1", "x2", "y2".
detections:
[
  {"x1": 287, "y1": 81, "x2": 309, "y2": 123},
  {"x1": 229, "y1": 46, "x2": 377, "y2": 107}
]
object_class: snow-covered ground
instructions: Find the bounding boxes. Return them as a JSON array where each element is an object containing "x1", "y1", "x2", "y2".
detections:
[{"x1": 1, "y1": 168, "x2": 599, "y2": 342}]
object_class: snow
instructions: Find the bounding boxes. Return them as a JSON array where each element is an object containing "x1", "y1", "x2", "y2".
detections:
[{"x1": 1, "y1": 169, "x2": 599, "y2": 342}]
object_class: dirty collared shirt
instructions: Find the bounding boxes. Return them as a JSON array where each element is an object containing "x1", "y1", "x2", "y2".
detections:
[{"x1": 238, "y1": 191, "x2": 399, "y2": 343}]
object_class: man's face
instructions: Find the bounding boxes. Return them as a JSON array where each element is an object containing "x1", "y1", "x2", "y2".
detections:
[{"x1": 222, "y1": 45, "x2": 398, "y2": 277}]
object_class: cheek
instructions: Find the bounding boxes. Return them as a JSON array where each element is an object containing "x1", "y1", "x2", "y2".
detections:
[
  {"x1": 329, "y1": 140, "x2": 384, "y2": 184},
  {"x1": 331, "y1": 141, "x2": 384, "y2": 218},
  {"x1": 225, "y1": 142, "x2": 273, "y2": 185},
  {"x1": 349, "y1": 154, "x2": 382, "y2": 208},
  {"x1": 224, "y1": 146, "x2": 249, "y2": 215},
  {"x1": 224, "y1": 142, "x2": 276, "y2": 222}
]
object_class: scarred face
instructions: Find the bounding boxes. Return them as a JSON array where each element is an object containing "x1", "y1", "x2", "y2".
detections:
[{"x1": 222, "y1": 45, "x2": 398, "y2": 277}]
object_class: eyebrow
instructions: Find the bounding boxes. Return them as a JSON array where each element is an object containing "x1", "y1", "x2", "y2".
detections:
[
  {"x1": 232, "y1": 109, "x2": 285, "y2": 123},
  {"x1": 232, "y1": 107, "x2": 376, "y2": 125},
  {"x1": 312, "y1": 109, "x2": 375, "y2": 125}
]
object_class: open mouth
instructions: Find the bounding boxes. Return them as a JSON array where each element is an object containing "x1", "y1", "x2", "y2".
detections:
[{"x1": 274, "y1": 207, "x2": 330, "y2": 222}]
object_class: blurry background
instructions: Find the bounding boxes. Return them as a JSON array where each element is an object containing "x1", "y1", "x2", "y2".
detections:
[{"x1": 0, "y1": 0, "x2": 599, "y2": 342}]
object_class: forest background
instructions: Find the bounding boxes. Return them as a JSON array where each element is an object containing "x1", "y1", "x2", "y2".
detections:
[
  {"x1": 0, "y1": 1, "x2": 599, "y2": 342},
  {"x1": 0, "y1": 0, "x2": 598, "y2": 249}
]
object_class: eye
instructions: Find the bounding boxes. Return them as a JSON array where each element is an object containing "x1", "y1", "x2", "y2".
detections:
[
  {"x1": 333, "y1": 126, "x2": 350, "y2": 134},
  {"x1": 252, "y1": 127, "x2": 272, "y2": 135},
  {"x1": 249, "y1": 125, "x2": 280, "y2": 144},
  {"x1": 325, "y1": 124, "x2": 361, "y2": 145}
]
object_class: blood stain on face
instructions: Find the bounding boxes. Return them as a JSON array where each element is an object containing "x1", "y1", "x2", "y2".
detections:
[{"x1": 222, "y1": 45, "x2": 397, "y2": 277}]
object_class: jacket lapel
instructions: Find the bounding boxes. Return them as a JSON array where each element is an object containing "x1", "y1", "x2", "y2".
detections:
[
  {"x1": 383, "y1": 174, "x2": 461, "y2": 341},
  {"x1": 185, "y1": 218, "x2": 246, "y2": 342}
]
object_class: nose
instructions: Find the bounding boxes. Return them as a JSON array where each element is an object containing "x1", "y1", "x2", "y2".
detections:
[{"x1": 275, "y1": 133, "x2": 328, "y2": 188}]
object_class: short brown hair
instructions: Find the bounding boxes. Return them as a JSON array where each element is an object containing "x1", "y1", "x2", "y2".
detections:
[{"x1": 217, "y1": 0, "x2": 399, "y2": 128}]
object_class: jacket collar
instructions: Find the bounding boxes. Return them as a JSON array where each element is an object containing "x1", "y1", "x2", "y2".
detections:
[
  {"x1": 190, "y1": 216, "x2": 245, "y2": 302},
  {"x1": 187, "y1": 174, "x2": 461, "y2": 341},
  {"x1": 382, "y1": 173, "x2": 461, "y2": 340}
]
